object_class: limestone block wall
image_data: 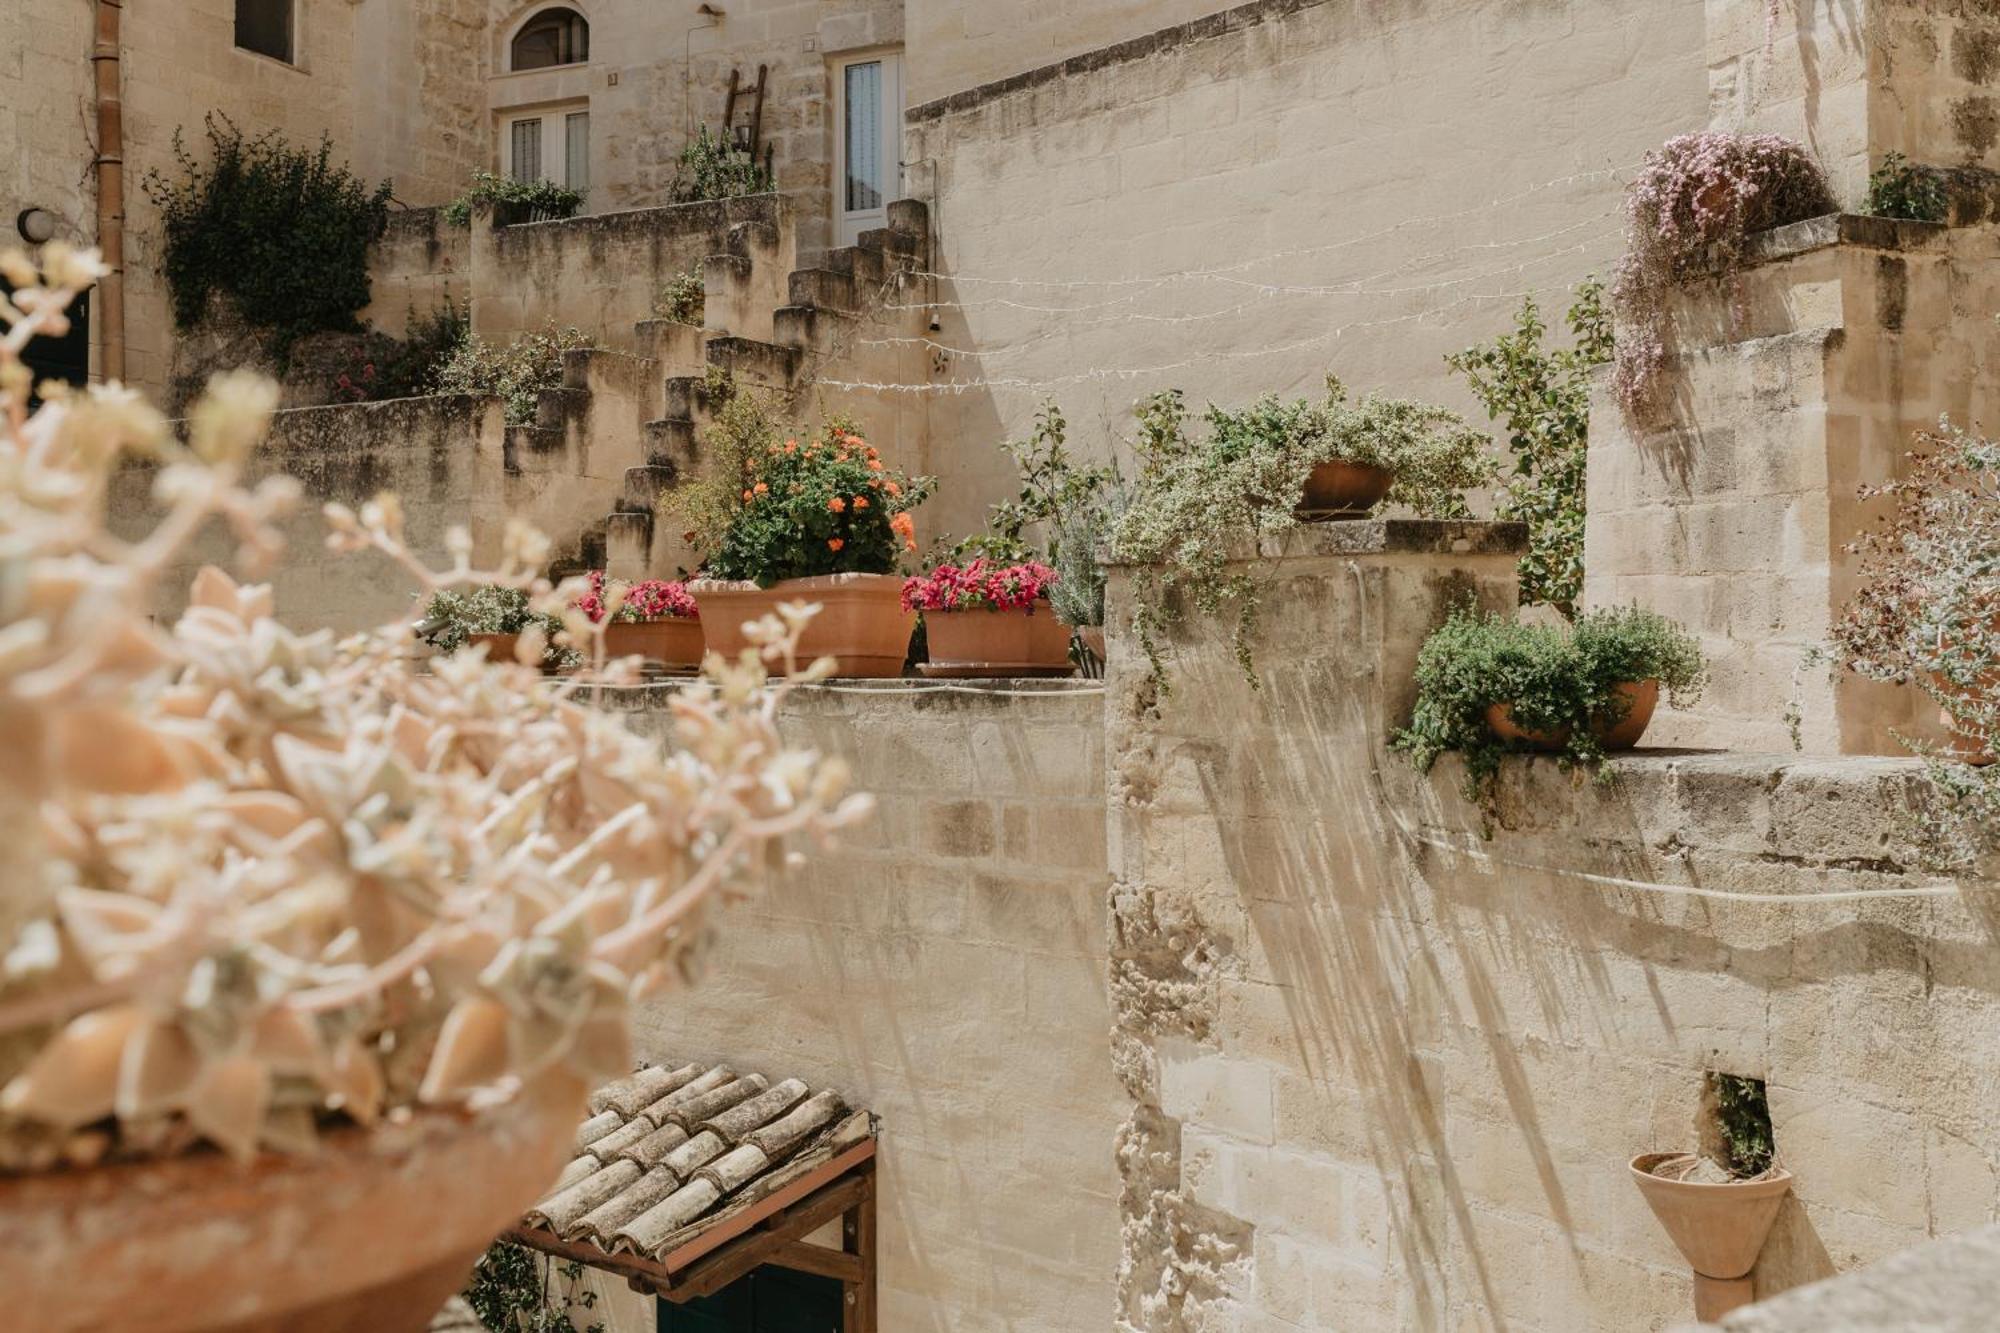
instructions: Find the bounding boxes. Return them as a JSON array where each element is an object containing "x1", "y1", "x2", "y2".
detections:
[
  {"x1": 1585, "y1": 214, "x2": 2000, "y2": 755},
  {"x1": 903, "y1": 0, "x2": 1225, "y2": 107},
  {"x1": 362, "y1": 208, "x2": 472, "y2": 336},
  {"x1": 109, "y1": 394, "x2": 507, "y2": 634},
  {"x1": 902, "y1": 0, "x2": 1711, "y2": 542},
  {"x1": 0, "y1": 0, "x2": 94, "y2": 254},
  {"x1": 602, "y1": 681, "x2": 1122, "y2": 1332},
  {"x1": 1103, "y1": 522, "x2": 2000, "y2": 1331}
]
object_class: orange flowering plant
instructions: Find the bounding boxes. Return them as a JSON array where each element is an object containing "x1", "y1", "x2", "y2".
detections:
[{"x1": 705, "y1": 420, "x2": 932, "y2": 585}]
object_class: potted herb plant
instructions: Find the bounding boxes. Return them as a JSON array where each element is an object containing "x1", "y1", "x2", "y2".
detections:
[
  {"x1": 575, "y1": 571, "x2": 704, "y2": 672},
  {"x1": 1630, "y1": 1076, "x2": 1792, "y2": 1322},
  {"x1": 1394, "y1": 604, "x2": 1706, "y2": 802},
  {"x1": 422, "y1": 584, "x2": 578, "y2": 670},
  {"x1": 0, "y1": 250, "x2": 865, "y2": 1330},
  {"x1": 1112, "y1": 380, "x2": 1494, "y2": 686},
  {"x1": 689, "y1": 422, "x2": 932, "y2": 677},
  {"x1": 902, "y1": 558, "x2": 1069, "y2": 677}
]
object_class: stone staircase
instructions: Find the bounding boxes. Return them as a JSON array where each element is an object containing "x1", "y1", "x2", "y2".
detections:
[{"x1": 541, "y1": 199, "x2": 931, "y2": 582}]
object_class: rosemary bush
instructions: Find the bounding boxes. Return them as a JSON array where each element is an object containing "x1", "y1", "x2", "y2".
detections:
[
  {"x1": 1864, "y1": 151, "x2": 1948, "y2": 224},
  {"x1": 669, "y1": 125, "x2": 774, "y2": 204},
  {"x1": 1110, "y1": 379, "x2": 1493, "y2": 686},
  {"x1": 1394, "y1": 604, "x2": 1705, "y2": 802},
  {"x1": 1611, "y1": 133, "x2": 1835, "y2": 416},
  {"x1": 441, "y1": 171, "x2": 583, "y2": 228},
  {"x1": 143, "y1": 114, "x2": 391, "y2": 368},
  {"x1": 432, "y1": 324, "x2": 592, "y2": 425},
  {"x1": 1448, "y1": 280, "x2": 1613, "y2": 616}
]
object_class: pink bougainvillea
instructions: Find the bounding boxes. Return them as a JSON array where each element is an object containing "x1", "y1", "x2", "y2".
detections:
[
  {"x1": 1610, "y1": 131, "x2": 1835, "y2": 416},
  {"x1": 574, "y1": 570, "x2": 699, "y2": 623},
  {"x1": 901, "y1": 559, "x2": 1058, "y2": 614}
]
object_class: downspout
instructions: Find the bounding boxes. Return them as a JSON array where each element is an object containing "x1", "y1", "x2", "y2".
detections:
[{"x1": 91, "y1": 0, "x2": 125, "y2": 382}]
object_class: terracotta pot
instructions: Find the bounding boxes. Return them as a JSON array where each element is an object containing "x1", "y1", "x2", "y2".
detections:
[
  {"x1": 1077, "y1": 626, "x2": 1106, "y2": 663},
  {"x1": 691, "y1": 573, "x2": 914, "y2": 678},
  {"x1": 921, "y1": 606, "x2": 1075, "y2": 678},
  {"x1": 0, "y1": 1080, "x2": 582, "y2": 1333},
  {"x1": 1630, "y1": 1152, "x2": 1793, "y2": 1322},
  {"x1": 602, "y1": 617, "x2": 705, "y2": 671},
  {"x1": 1298, "y1": 460, "x2": 1393, "y2": 517},
  {"x1": 1485, "y1": 680, "x2": 1661, "y2": 752},
  {"x1": 464, "y1": 631, "x2": 519, "y2": 662}
]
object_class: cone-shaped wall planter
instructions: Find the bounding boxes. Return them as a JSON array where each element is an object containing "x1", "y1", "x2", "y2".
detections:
[{"x1": 1630, "y1": 1152, "x2": 1793, "y2": 1322}]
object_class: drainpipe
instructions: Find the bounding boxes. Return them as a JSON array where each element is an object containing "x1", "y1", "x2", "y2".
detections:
[{"x1": 91, "y1": 0, "x2": 125, "y2": 382}]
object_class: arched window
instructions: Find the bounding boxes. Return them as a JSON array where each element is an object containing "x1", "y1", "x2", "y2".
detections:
[{"x1": 511, "y1": 7, "x2": 590, "y2": 71}]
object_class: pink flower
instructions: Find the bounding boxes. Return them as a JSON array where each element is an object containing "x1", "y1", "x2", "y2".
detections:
[{"x1": 901, "y1": 559, "x2": 1057, "y2": 614}]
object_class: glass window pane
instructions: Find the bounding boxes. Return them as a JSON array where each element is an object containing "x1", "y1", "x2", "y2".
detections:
[
  {"x1": 511, "y1": 120, "x2": 543, "y2": 184},
  {"x1": 512, "y1": 7, "x2": 589, "y2": 71},
  {"x1": 844, "y1": 62, "x2": 882, "y2": 214},
  {"x1": 235, "y1": 0, "x2": 293, "y2": 63},
  {"x1": 565, "y1": 113, "x2": 590, "y2": 196}
]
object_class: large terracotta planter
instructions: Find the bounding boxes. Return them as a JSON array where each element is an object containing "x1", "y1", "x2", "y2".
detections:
[
  {"x1": 691, "y1": 573, "x2": 914, "y2": 678},
  {"x1": 921, "y1": 606, "x2": 1075, "y2": 678},
  {"x1": 1298, "y1": 460, "x2": 1393, "y2": 517},
  {"x1": 1630, "y1": 1152, "x2": 1793, "y2": 1322},
  {"x1": 0, "y1": 1081, "x2": 582, "y2": 1333},
  {"x1": 603, "y1": 617, "x2": 705, "y2": 671},
  {"x1": 465, "y1": 631, "x2": 520, "y2": 662},
  {"x1": 1485, "y1": 679, "x2": 1660, "y2": 752}
]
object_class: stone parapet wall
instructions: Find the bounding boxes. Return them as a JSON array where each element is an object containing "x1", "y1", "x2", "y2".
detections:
[
  {"x1": 363, "y1": 207, "x2": 472, "y2": 336},
  {"x1": 1101, "y1": 522, "x2": 2000, "y2": 1330}
]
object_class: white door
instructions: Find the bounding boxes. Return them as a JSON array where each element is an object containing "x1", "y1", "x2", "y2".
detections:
[
  {"x1": 508, "y1": 107, "x2": 590, "y2": 208},
  {"x1": 834, "y1": 53, "x2": 902, "y2": 246}
]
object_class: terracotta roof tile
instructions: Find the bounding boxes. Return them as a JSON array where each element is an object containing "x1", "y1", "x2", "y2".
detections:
[{"x1": 520, "y1": 1060, "x2": 873, "y2": 1264}]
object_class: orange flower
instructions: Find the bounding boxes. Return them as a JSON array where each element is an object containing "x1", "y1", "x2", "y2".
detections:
[
  {"x1": 828, "y1": 497, "x2": 846, "y2": 514},
  {"x1": 753, "y1": 481, "x2": 768, "y2": 495},
  {"x1": 835, "y1": 452, "x2": 850, "y2": 463},
  {"x1": 785, "y1": 438, "x2": 798, "y2": 452},
  {"x1": 827, "y1": 537, "x2": 845, "y2": 552},
  {"x1": 852, "y1": 495, "x2": 869, "y2": 511},
  {"x1": 741, "y1": 489, "x2": 754, "y2": 502},
  {"x1": 867, "y1": 459, "x2": 884, "y2": 471},
  {"x1": 884, "y1": 480, "x2": 902, "y2": 498}
]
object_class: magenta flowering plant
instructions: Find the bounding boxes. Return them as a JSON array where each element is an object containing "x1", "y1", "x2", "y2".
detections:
[
  {"x1": 574, "y1": 570, "x2": 699, "y2": 624},
  {"x1": 901, "y1": 559, "x2": 1058, "y2": 614}
]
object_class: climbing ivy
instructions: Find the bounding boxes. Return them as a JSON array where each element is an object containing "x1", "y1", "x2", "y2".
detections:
[
  {"x1": 463, "y1": 1241, "x2": 605, "y2": 1333},
  {"x1": 143, "y1": 114, "x2": 391, "y2": 368}
]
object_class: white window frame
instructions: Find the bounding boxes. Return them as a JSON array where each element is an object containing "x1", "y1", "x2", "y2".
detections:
[
  {"x1": 832, "y1": 51, "x2": 903, "y2": 248},
  {"x1": 505, "y1": 105, "x2": 591, "y2": 206}
]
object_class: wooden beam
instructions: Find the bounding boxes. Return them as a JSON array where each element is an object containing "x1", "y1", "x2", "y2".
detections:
[
  {"x1": 506, "y1": 1226, "x2": 679, "y2": 1294},
  {"x1": 843, "y1": 1170, "x2": 877, "y2": 1333},
  {"x1": 764, "y1": 1240, "x2": 864, "y2": 1285},
  {"x1": 667, "y1": 1173, "x2": 871, "y2": 1302},
  {"x1": 659, "y1": 1138, "x2": 877, "y2": 1273}
]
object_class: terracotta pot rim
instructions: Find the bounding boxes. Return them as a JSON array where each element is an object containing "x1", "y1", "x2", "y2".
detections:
[
  {"x1": 1629, "y1": 1152, "x2": 1794, "y2": 1195},
  {"x1": 688, "y1": 572, "x2": 905, "y2": 593}
]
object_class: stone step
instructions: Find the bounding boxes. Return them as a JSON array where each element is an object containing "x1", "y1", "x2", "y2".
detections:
[
  {"x1": 603, "y1": 511, "x2": 654, "y2": 581},
  {"x1": 535, "y1": 386, "x2": 589, "y2": 432},
  {"x1": 788, "y1": 267, "x2": 860, "y2": 313},
  {"x1": 857, "y1": 226, "x2": 921, "y2": 260},
  {"x1": 814, "y1": 244, "x2": 890, "y2": 286},
  {"x1": 706, "y1": 335, "x2": 801, "y2": 388},
  {"x1": 620, "y1": 465, "x2": 677, "y2": 513},
  {"x1": 774, "y1": 304, "x2": 857, "y2": 353},
  {"x1": 722, "y1": 218, "x2": 781, "y2": 259},
  {"x1": 886, "y1": 198, "x2": 928, "y2": 238},
  {"x1": 662, "y1": 374, "x2": 729, "y2": 423},
  {"x1": 643, "y1": 417, "x2": 699, "y2": 472},
  {"x1": 501, "y1": 423, "x2": 564, "y2": 475}
]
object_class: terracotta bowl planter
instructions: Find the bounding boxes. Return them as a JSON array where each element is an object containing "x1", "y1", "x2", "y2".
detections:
[
  {"x1": 1298, "y1": 460, "x2": 1393, "y2": 518},
  {"x1": 691, "y1": 573, "x2": 914, "y2": 678},
  {"x1": 920, "y1": 606, "x2": 1075, "y2": 678},
  {"x1": 1485, "y1": 679, "x2": 1661, "y2": 752},
  {"x1": 1630, "y1": 1152, "x2": 1793, "y2": 1322},
  {"x1": 603, "y1": 617, "x2": 705, "y2": 672},
  {"x1": 465, "y1": 631, "x2": 520, "y2": 662},
  {"x1": 0, "y1": 1080, "x2": 582, "y2": 1333}
]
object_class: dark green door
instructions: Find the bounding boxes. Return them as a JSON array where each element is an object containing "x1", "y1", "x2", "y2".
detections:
[{"x1": 657, "y1": 1266, "x2": 843, "y2": 1333}]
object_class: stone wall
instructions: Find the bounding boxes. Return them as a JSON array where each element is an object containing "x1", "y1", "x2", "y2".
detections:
[
  {"x1": 1102, "y1": 521, "x2": 2000, "y2": 1330},
  {"x1": 363, "y1": 207, "x2": 472, "y2": 337},
  {"x1": 902, "y1": 0, "x2": 1714, "y2": 543},
  {"x1": 598, "y1": 680, "x2": 1123, "y2": 1332},
  {"x1": 903, "y1": 0, "x2": 1224, "y2": 107},
  {"x1": 0, "y1": 0, "x2": 94, "y2": 258}
]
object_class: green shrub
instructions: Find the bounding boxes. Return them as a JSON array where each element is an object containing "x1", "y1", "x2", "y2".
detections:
[
  {"x1": 143, "y1": 114, "x2": 391, "y2": 367},
  {"x1": 463, "y1": 1240, "x2": 604, "y2": 1333},
  {"x1": 1864, "y1": 151, "x2": 1948, "y2": 224},
  {"x1": 655, "y1": 265, "x2": 705, "y2": 325},
  {"x1": 1447, "y1": 280, "x2": 1613, "y2": 617},
  {"x1": 1710, "y1": 1074, "x2": 1775, "y2": 1179},
  {"x1": 669, "y1": 125, "x2": 774, "y2": 204},
  {"x1": 441, "y1": 171, "x2": 583, "y2": 228},
  {"x1": 431, "y1": 324, "x2": 591, "y2": 425},
  {"x1": 420, "y1": 585, "x2": 576, "y2": 669},
  {"x1": 328, "y1": 302, "x2": 468, "y2": 404},
  {"x1": 1110, "y1": 379, "x2": 1493, "y2": 686},
  {"x1": 1393, "y1": 603, "x2": 1706, "y2": 803}
]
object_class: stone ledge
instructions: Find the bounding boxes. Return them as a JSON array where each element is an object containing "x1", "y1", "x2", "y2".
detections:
[
  {"x1": 1742, "y1": 212, "x2": 1948, "y2": 268},
  {"x1": 490, "y1": 193, "x2": 790, "y2": 251},
  {"x1": 589, "y1": 677, "x2": 1106, "y2": 721},
  {"x1": 1102, "y1": 518, "x2": 1527, "y2": 569},
  {"x1": 1693, "y1": 1221, "x2": 2000, "y2": 1331}
]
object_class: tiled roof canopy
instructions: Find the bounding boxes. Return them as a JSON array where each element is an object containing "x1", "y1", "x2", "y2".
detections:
[{"x1": 521, "y1": 1061, "x2": 874, "y2": 1263}]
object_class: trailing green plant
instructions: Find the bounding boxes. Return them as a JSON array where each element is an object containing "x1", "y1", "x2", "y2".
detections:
[
  {"x1": 1110, "y1": 379, "x2": 1494, "y2": 686},
  {"x1": 463, "y1": 1241, "x2": 605, "y2": 1333},
  {"x1": 1448, "y1": 280, "x2": 1613, "y2": 617},
  {"x1": 655, "y1": 264, "x2": 706, "y2": 325},
  {"x1": 328, "y1": 301, "x2": 469, "y2": 404},
  {"x1": 1611, "y1": 132, "x2": 1835, "y2": 416},
  {"x1": 1825, "y1": 420, "x2": 2000, "y2": 868},
  {"x1": 143, "y1": 114, "x2": 391, "y2": 367},
  {"x1": 441, "y1": 171, "x2": 584, "y2": 227},
  {"x1": 432, "y1": 323, "x2": 591, "y2": 425},
  {"x1": 1393, "y1": 603, "x2": 1706, "y2": 806},
  {"x1": 1048, "y1": 480, "x2": 1130, "y2": 630},
  {"x1": 1864, "y1": 151, "x2": 1948, "y2": 224},
  {"x1": 420, "y1": 584, "x2": 579, "y2": 669},
  {"x1": 1709, "y1": 1074, "x2": 1776, "y2": 1178},
  {"x1": 668, "y1": 125, "x2": 774, "y2": 205}
]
